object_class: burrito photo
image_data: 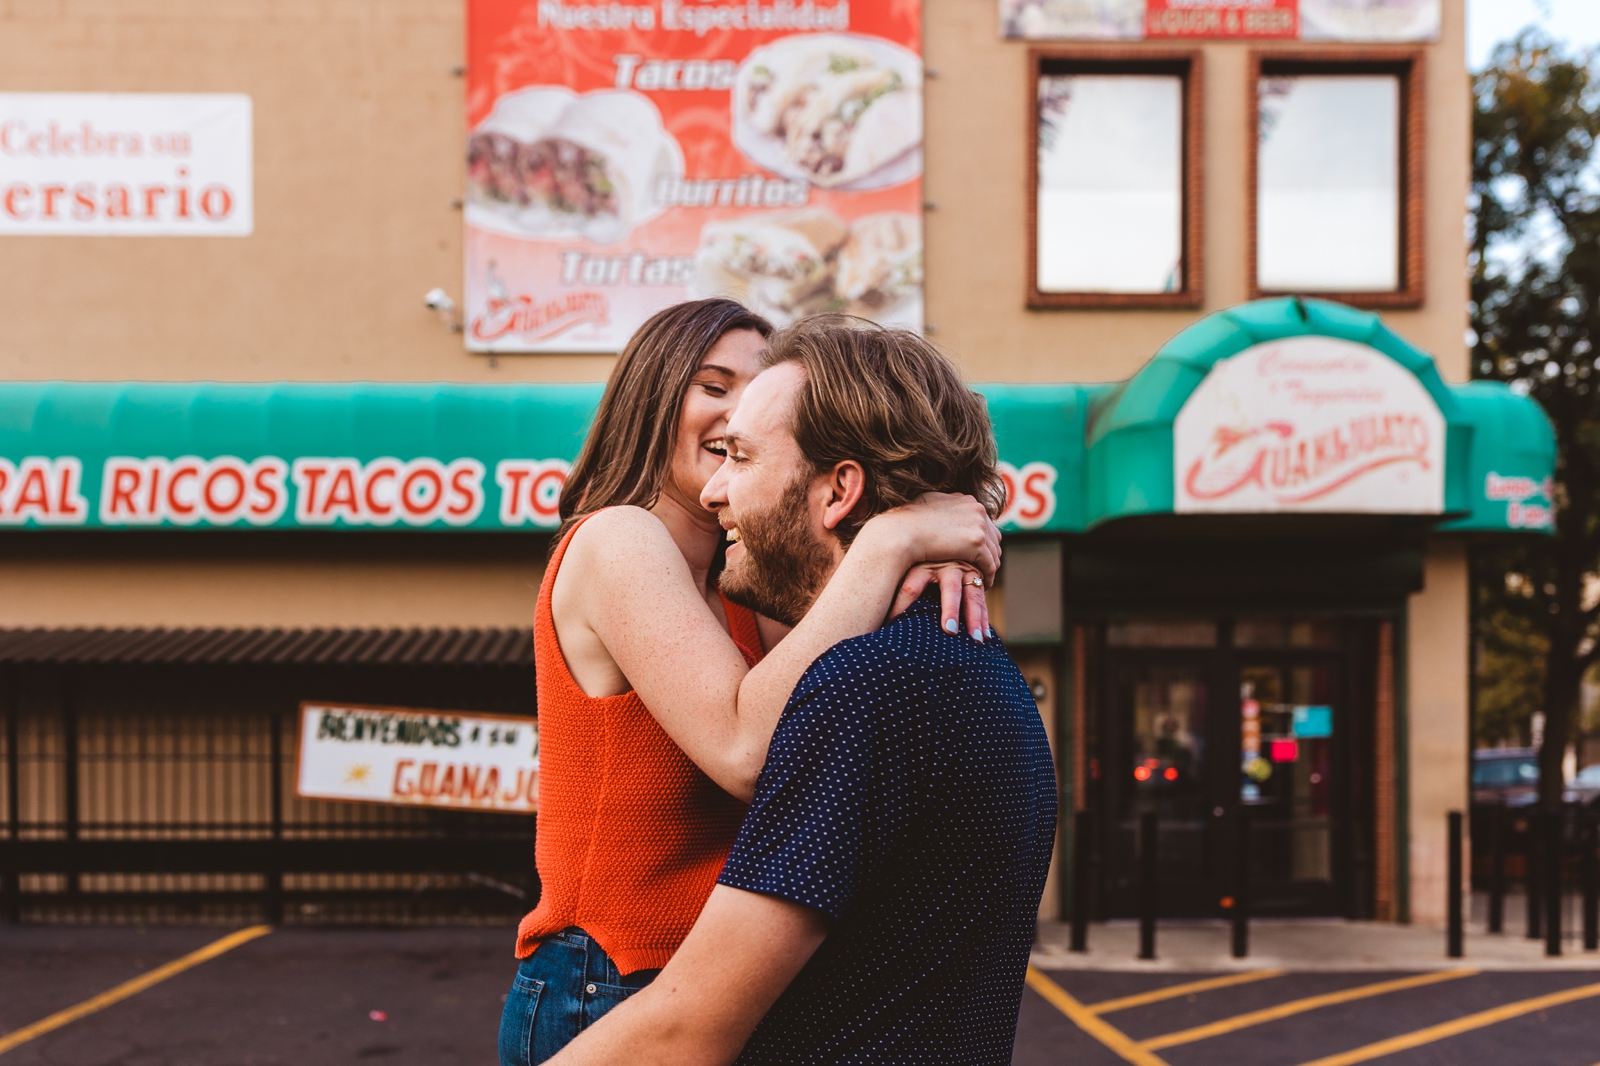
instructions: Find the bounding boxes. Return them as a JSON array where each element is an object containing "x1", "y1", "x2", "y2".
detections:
[
  {"x1": 735, "y1": 35, "x2": 922, "y2": 190},
  {"x1": 466, "y1": 88, "x2": 684, "y2": 243}
]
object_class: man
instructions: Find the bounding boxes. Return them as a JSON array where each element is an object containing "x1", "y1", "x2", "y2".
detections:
[{"x1": 545, "y1": 316, "x2": 1058, "y2": 1065}]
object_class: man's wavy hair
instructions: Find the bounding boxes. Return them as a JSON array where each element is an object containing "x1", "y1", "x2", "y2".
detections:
[{"x1": 761, "y1": 315, "x2": 1004, "y2": 546}]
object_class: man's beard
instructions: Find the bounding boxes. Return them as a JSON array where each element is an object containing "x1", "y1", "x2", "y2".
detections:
[{"x1": 718, "y1": 474, "x2": 835, "y2": 628}]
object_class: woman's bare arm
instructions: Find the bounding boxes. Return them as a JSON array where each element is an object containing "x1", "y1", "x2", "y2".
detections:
[{"x1": 559, "y1": 496, "x2": 997, "y2": 801}]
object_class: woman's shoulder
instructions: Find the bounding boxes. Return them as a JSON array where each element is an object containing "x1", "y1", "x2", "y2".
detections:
[
  {"x1": 562, "y1": 506, "x2": 677, "y2": 571},
  {"x1": 569, "y1": 504, "x2": 669, "y2": 542}
]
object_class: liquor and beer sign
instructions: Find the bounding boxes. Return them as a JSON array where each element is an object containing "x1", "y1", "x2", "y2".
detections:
[
  {"x1": 999, "y1": 0, "x2": 1439, "y2": 40},
  {"x1": 297, "y1": 702, "x2": 540, "y2": 814},
  {"x1": 464, "y1": 0, "x2": 924, "y2": 352}
]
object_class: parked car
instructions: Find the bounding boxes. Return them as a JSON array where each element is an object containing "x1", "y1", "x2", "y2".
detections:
[
  {"x1": 1565, "y1": 763, "x2": 1600, "y2": 807},
  {"x1": 1472, "y1": 748, "x2": 1600, "y2": 808},
  {"x1": 1471, "y1": 747, "x2": 1540, "y2": 808}
]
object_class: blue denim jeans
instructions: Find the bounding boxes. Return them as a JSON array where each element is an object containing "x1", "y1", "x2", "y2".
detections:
[{"x1": 498, "y1": 927, "x2": 660, "y2": 1066}]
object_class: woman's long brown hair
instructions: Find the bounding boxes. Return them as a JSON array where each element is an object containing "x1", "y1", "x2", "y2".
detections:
[{"x1": 556, "y1": 298, "x2": 773, "y2": 544}]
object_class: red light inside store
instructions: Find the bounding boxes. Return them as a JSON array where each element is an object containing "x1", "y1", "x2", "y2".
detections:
[{"x1": 1270, "y1": 738, "x2": 1299, "y2": 763}]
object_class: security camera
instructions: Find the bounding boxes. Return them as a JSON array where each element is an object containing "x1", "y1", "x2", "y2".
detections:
[{"x1": 424, "y1": 288, "x2": 457, "y2": 315}]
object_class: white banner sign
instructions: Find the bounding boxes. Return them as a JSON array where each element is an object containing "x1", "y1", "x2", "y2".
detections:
[
  {"x1": 296, "y1": 702, "x2": 539, "y2": 813},
  {"x1": 1174, "y1": 335, "x2": 1445, "y2": 514},
  {"x1": 0, "y1": 93, "x2": 252, "y2": 236}
]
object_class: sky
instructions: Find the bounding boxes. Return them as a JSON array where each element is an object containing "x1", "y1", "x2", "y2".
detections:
[{"x1": 1468, "y1": 0, "x2": 1600, "y2": 70}]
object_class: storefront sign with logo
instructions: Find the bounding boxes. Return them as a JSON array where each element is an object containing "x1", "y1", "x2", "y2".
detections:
[
  {"x1": 464, "y1": 0, "x2": 924, "y2": 352},
  {"x1": 999, "y1": 0, "x2": 1438, "y2": 41},
  {"x1": 0, "y1": 93, "x2": 252, "y2": 236},
  {"x1": 1174, "y1": 335, "x2": 1446, "y2": 514},
  {"x1": 296, "y1": 702, "x2": 539, "y2": 813}
]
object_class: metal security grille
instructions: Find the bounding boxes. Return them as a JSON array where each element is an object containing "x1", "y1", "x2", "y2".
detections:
[{"x1": 0, "y1": 629, "x2": 539, "y2": 926}]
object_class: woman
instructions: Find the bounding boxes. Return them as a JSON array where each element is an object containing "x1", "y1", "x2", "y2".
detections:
[{"x1": 498, "y1": 299, "x2": 1000, "y2": 1066}]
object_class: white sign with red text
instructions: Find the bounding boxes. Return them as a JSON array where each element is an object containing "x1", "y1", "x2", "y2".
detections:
[
  {"x1": 1174, "y1": 336, "x2": 1445, "y2": 514},
  {"x1": 0, "y1": 454, "x2": 571, "y2": 529},
  {"x1": 997, "y1": 460, "x2": 1058, "y2": 530},
  {"x1": 495, "y1": 459, "x2": 571, "y2": 528},
  {"x1": 99, "y1": 456, "x2": 287, "y2": 526},
  {"x1": 0, "y1": 457, "x2": 88, "y2": 525},
  {"x1": 296, "y1": 702, "x2": 539, "y2": 813},
  {"x1": 0, "y1": 93, "x2": 251, "y2": 236},
  {"x1": 290, "y1": 457, "x2": 486, "y2": 527},
  {"x1": 1484, "y1": 471, "x2": 1555, "y2": 531}
]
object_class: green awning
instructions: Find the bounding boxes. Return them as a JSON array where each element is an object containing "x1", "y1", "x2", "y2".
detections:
[
  {"x1": 1437, "y1": 381, "x2": 1555, "y2": 533},
  {"x1": 0, "y1": 300, "x2": 1553, "y2": 535},
  {"x1": 0, "y1": 378, "x2": 1090, "y2": 534},
  {"x1": 0, "y1": 381, "x2": 603, "y2": 532},
  {"x1": 1079, "y1": 298, "x2": 1553, "y2": 535}
]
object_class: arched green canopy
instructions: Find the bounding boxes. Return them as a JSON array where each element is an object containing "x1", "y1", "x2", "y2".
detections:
[{"x1": 1067, "y1": 298, "x2": 1552, "y2": 533}]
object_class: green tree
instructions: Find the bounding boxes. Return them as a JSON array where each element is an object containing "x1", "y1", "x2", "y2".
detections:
[
  {"x1": 1474, "y1": 589, "x2": 1547, "y2": 748},
  {"x1": 1471, "y1": 32, "x2": 1600, "y2": 806}
]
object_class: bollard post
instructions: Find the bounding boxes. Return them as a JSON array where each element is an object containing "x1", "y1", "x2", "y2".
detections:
[
  {"x1": 1138, "y1": 811, "x2": 1157, "y2": 961},
  {"x1": 1546, "y1": 809, "x2": 1564, "y2": 957},
  {"x1": 1070, "y1": 809, "x2": 1090, "y2": 952},
  {"x1": 1447, "y1": 811, "x2": 1464, "y2": 958},
  {"x1": 1527, "y1": 812, "x2": 1544, "y2": 940},
  {"x1": 1583, "y1": 812, "x2": 1598, "y2": 953},
  {"x1": 1232, "y1": 806, "x2": 1251, "y2": 959},
  {"x1": 3, "y1": 685, "x2": 18, "y2": 926},
  {"x1": 1488, "y1": 802, "x2": 1506, "y2": 934}
]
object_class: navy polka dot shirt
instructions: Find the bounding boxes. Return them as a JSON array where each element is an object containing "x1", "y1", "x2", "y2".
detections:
[{"x1": 718, "y1": 595, "x2": 1059, "y2": 1065}]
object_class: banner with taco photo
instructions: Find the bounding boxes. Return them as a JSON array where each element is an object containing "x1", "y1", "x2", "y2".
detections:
[{"x1": 464, "y1": 0, "x2": 924, "y2": 352}]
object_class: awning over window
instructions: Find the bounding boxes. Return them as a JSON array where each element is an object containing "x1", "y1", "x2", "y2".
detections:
[{"x1": 0, "y1": 299, "x2": 1553, "y2": 536}]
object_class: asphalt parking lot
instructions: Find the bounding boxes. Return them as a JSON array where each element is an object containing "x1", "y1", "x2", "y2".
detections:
[
  {"x1": 0, "y1": 926, "x2": 512, "y2": 1066},
  {"x1": 1015, "y1": 965, "x2": 1600, "y2": 1066},
  {"x1": 1, "y1": 925, "x2": 1598, "y2": 1065}
]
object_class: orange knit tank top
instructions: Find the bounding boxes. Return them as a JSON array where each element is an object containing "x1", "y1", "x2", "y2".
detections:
[{"x1": 515, "y1": 512, "x2": 762, "y2": 974}]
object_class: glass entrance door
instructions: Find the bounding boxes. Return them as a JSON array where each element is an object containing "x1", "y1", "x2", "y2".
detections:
[
  {"x1": 1098, "y1": 619, "x2": 1352, "y2": 919},
  {"x1": 1238, "y1": 661, "x2": 1342, "y2": 913},
  {"x1": 1105, "y1": 657, "x2": 1222, "y2": 917}
]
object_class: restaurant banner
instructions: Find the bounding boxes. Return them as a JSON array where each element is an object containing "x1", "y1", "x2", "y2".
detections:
[
  {"x1": 297, "y1": 702, "x2": 539, "y2": 813},
  {"x1": 0, "y1": 93, "x2": 252, "y2": 236},
  {"x1": 464, "y1": 0, "x2": 924, "y2": 352},
  {"x1": 999, "y1": 0, "x2": 1439, "y2": 41}
]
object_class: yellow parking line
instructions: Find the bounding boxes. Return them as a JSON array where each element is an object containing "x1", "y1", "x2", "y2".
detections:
[
  {"x1": 1292, "y1": 980, "x2": 1600, "y2": 1066},
  {"x1": 0, "y1": 925, "x2": 271, "y2": 1057},
  {"x1": 1139, "y1": 969, "x2": 1476, "y2": 1051},
  {"x1": 1088, "y1": 969, "x2": 1287, "y2": 1014},
  {"x1": 1025, "y1": 966, "x2": 1171, "y2": 1066}
]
